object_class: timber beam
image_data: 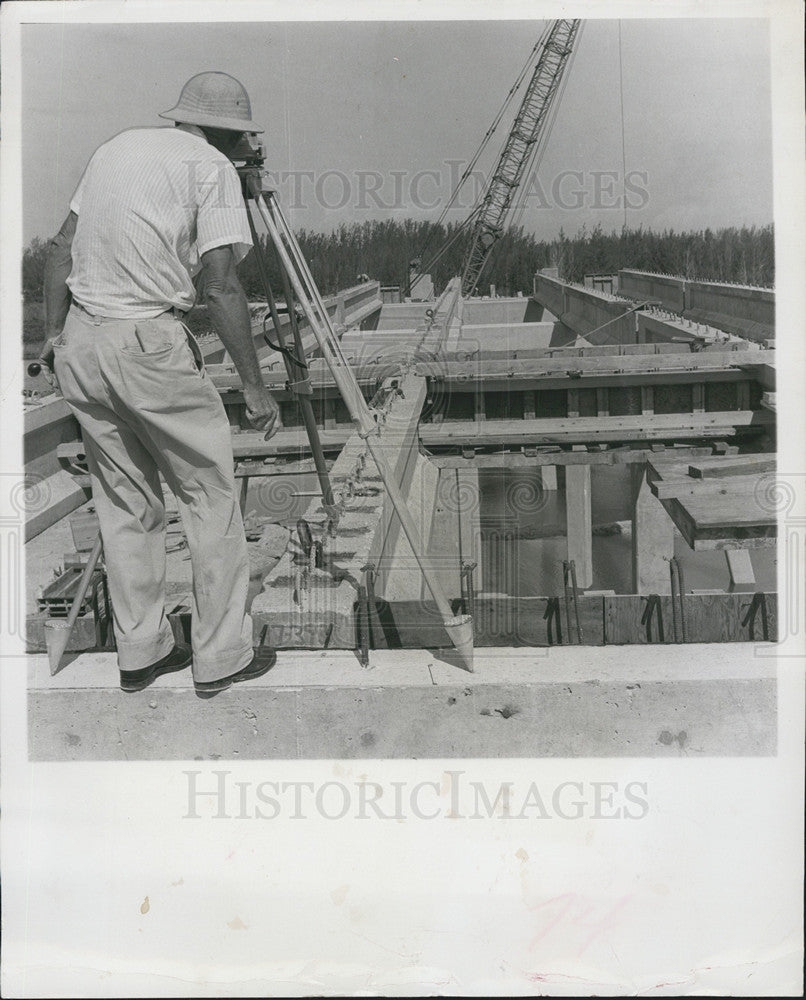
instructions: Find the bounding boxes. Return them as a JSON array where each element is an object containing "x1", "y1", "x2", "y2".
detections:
[
  {"x1": 420, "y1": 410, "x2": 773, "y2": 449},
  {"x1": 646, "y1": 455, "x2": 777, "y2": 550}
]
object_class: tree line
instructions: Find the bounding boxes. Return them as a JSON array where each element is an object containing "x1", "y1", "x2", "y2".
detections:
[{"x1": 22, "y1": 219, "x2": 774, "y2": 335}]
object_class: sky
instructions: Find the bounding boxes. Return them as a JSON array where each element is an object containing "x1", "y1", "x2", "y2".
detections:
[{"x1": 20, "y1": 16, "x2": 773, "y2": 245}]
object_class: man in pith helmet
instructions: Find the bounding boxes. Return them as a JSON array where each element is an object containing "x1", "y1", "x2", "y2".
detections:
[{"x1": 41, "y1": 72, "x2": 280, "y2": 697}]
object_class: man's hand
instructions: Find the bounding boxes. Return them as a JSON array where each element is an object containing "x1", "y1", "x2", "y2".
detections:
[
  {"x1": 38, "y1": 336, "x2": 60, "y2": 389},
  {"x1": 243, "y1": 382, "x2": 280, "y2": 441}
]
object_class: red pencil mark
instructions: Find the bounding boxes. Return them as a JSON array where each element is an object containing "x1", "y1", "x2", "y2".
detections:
[{"x1": 527, "y1": 892, "x2": 634, "y2": 957}]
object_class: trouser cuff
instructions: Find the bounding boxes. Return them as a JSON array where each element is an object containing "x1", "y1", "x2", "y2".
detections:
[
  {"x1": 192, "y1": 644, "x2": 253, "y2": 683},
  {"x1": 116, "y1": 624, "x2": 176, "y2": 671}
]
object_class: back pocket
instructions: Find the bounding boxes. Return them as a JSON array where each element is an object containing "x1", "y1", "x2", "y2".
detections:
[{"x1": 121, "y1": 318, "x2": 179, "y2": 358}]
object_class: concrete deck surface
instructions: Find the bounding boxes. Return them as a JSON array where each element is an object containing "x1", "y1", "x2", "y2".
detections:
[{"x1": 28, "y1": 644, "x2": 776, "y2": 761}]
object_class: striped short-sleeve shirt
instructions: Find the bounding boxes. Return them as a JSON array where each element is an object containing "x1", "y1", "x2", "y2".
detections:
[{"x1": 67, "y1": 126, "x2": 253, "y2": 318}]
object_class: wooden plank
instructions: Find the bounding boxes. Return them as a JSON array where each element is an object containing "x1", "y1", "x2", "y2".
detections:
[
  {"x1": 433, "y1": 446, "x2": 714, "y2": 469},
  {"x1": 646, "y1": 463, "x2": 769, "y2": 500},
  {"x1": 427, "y1": 369, "x2": 751, "y2": 393},
  {"x1": 376, "y1": 597, "x2": 605, "y2": 647},
  {"x1": 645, "y1": 461, "x2": 777, "y2": 547},
  {"x1": 26, "y1": 612, "x2": 102, "y2": 653},
  {"x1": 208, "y1": 350, "x2": 773, "y2": 393},
  {"x1": 566, "y1": 465, "x2": 593, "y2": 588},
  {"x1": 742, "y1": 362, "x2": 775, "y2": 390},
  {"x1": 691, "y1": 531, "x2": 776, "y2": 551},
  {"x1": 688, "y1": 455, "x2": 776, "y2": 479},
  {"x1": 726, "y1": 549, "x2": 755, "y2": 592},
  {"x1": 650, "y1": 478, "x2": 752, "y2": 500},
  {"x1": 681, "y1": 490, "x2": 774, "y2": 527},
  {"x1": 416, "y1": 349, "x2": 773, "y2": 379},
  {"x1": 604, "y1": 592, "x2": 777, "y2": 644},
  {"x1": 420, "y1": 410, "x2": 773, "y2": 448}
]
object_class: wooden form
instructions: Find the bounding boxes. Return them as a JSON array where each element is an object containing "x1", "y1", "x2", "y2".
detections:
[
  {"x1": 415, "y1": 348, "x2": 772, "y2": 381},
  {"x1": 432, "y1": 445, "x2": 716, "y2": 469},
  {"x1": 687, "y1": 455, "x2": 776, "y2": 479},
  {"x1": 420, "y1": 411, "x2": 773, "y2": 448},
  {"x1": 371, "y1": 592, "x2": 777, "y2": 648},
  {"x1": 204, "y1": 347, "x2": 773, "y2": 393},
  {"x1": 565, "y1": 464, "x2": 593, "y2": 588},
  {"x1": 646, "y1": 455, "x2": 777, "y2": 549}
]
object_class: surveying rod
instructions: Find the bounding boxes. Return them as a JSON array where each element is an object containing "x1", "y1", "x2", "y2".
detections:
[{"x1": 252, "y1": 186, "x2": 474, "y2": 671}]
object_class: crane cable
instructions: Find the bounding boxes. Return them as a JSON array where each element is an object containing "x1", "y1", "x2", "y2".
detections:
[
  {"x1": 618, "y1": 20, "x2": 628, "y2": 232},
  {"x1": 469, "y1": 21, "x2": 583, "y2": 294},
  {"x1": 413, "y1": 21, "x2": 554, "y2": 281}
]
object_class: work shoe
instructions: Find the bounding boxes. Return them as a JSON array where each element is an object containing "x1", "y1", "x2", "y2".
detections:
[
  {"x1": 194, "y1": 648, "x2": 277, "y2": 699},
  {"x1": 120, "y1": 643, "x2": 192, "y2": 693}
]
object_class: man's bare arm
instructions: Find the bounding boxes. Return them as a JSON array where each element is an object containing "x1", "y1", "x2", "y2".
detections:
[
  {"x1": 40, "y1": 211, "x2": 77, "y2": 380},
  {"x1": 200, "y1": 245, "x2": 279, "y2": 439}
]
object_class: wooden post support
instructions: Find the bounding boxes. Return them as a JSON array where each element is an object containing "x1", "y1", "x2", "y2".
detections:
[
  {"x1": 475, "y1": 387, "x2": 486, "y2": 423},
  {"x1": 539, "y1": 465, "x2": 558, "y2": 491},
  {"x1": 456, "y1": 468, "x2": 483, "y2": 599},
  {"x1": 641, "y1": 385, "x2": 654, "y2": 416},
  {"x1": 523, "y1": 390, "x2": 536, "y2": 421},
  {"x1": 631, "y1": 463, "x2": 674, "y2": 594},
  {"x1": 725, "y1": 549, "x2": 755, "y2": 593},
  {"x1": 565, "y1": 464, "x2": 593, "y2": 589},
  {"x1": 567, "y1": 388, "x2": 580, "y2": 418},
  {"x1": 692, "y1": 383, "x2": 705, "y2": 413}
]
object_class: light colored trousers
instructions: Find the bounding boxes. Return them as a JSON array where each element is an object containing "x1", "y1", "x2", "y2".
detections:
[{"x1": 54, "y1": 304, "x2": 253, "y2": 681}]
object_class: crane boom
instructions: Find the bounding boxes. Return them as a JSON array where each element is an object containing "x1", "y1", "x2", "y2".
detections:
[{"x1": 460, "y1": 19, "x2": 581, "y2": 297}]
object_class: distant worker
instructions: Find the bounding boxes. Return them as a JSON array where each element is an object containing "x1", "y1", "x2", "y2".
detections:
[{"x1": 40, "y1": 72, "x2": 280, "y2": 697}]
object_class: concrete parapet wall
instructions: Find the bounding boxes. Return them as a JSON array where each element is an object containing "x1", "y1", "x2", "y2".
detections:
[
  {"x1": 619, "y1": 270, "x2": 774, "y2": 344},
  {"x1": 619, "y1": 269, "x2": 686, "y2": 312},
  {"x1": 462, "y1": 297, "x2": 541, "y2": 325},
  {"x1": 686, "y1": 280, "x2": 773, "y2": 343},
  {"x1": 376, "y1": 303, "x2": 433, "y2": 330},
  {"x1": 533, "y1": 274, "x2": 638, "y2": 345},
  {"x1": 636, "y1": 311, "x2": 751, "y2": 350},
  {"x1": 339, "y1": 280, "x2": 383, "y2": 327},
  {"x1": 203, "y1": 281, "x2": 382, "y2": 364},
  {"x1": 532, "y1": 273, "x2": 565, "y2": 318},
  {"x1": 448, "y1": 322, "x2": 557, "y2": 354},
  {"x1": 535, "y1": 272, "x2": 764, "y2": 350}
]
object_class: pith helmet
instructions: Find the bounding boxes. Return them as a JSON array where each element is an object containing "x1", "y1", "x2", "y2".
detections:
[{"x1": 159, "y1": 71, "x2": 264, "y2": 133}]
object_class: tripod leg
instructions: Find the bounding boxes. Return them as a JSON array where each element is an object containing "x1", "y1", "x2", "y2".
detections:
[
  {"x1": 252, "y1": 187, "x2": 474, "y2": 671},
  {"x1": 246, "y1": 200, "x2": 334, "y2": 509}
]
